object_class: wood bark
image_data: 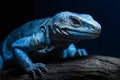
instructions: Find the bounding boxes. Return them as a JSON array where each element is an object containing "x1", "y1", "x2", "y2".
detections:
[{"x1": 1, "y1": 55, "x2": 120, "y2": 80}]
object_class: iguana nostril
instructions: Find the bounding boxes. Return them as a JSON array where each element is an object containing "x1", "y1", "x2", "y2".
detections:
[
  {"x1": 91, "y1": 25, "x2": 101, "y2": 31},
  {"x1": 90, "y1": 26, "x2": 101, "y2": 33},
  {"x1": 91, "y1": 26, "x2": 95, "y2": 29},
  {"x1": 90, "y1": 26, "x2": 95, "y2": 30}
]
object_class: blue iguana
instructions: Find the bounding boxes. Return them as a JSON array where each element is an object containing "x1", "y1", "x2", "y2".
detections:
[{"x1": 0, "y1": 11, "x2": 101, "y2": 80}]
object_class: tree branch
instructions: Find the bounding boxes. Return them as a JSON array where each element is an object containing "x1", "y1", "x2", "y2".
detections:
[{"x1": 2, "y1": 55, "x2": 120, "y2": 80}]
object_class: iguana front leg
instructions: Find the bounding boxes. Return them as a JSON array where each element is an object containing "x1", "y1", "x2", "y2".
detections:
[
  {"x1": 61, "y1": 44, "x2": 88, "y2": 58},
  {"x1": 11, "y1": 33, "x2": 48, "y2": 80}
]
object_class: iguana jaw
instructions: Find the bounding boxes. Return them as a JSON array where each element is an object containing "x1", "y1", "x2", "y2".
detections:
[{"x1": 53, "y1": 25, "x2": 101, "y2": 40}]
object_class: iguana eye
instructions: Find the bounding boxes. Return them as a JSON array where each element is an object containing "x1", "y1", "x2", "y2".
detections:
[{"x1": 70, "y1": 16, "x2": 81, "y2": 26}]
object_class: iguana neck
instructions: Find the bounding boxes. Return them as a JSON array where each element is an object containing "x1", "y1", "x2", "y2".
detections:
[
  {"x1": 40, "y1": 17, "x2": 63, "y2": 46},
  {"x1": 42, "y1": 17, "x2": 53, "y2": 46}
]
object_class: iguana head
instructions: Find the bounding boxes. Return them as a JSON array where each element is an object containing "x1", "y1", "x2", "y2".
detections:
[{"x1": 50, "y1": 11, "x2": 101, "y2": 42}]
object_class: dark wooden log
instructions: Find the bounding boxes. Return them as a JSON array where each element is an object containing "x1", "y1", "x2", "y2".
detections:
[{"x1": 1, "y1": 55, "x2": 120, "y2": 80}]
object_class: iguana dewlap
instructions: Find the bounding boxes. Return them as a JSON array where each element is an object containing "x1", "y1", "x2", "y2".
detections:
[{"x1": 0, "y1": 11, "x2": 101, "y2": 80}]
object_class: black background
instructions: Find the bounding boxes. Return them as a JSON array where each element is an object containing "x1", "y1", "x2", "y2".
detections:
[{"x1": 0, "y1": 0, "x2": 120, "y2": 57}]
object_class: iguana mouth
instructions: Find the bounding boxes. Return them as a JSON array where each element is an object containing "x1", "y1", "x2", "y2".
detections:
[
  {"x1": 55, "y1": 26, "x2": 100, "y2": 36},
  {"x1": 65, "y1": 29, "x2": 100, "y2": 36}
]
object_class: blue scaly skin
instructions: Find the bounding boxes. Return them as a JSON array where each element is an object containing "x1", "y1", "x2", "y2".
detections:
[{"x1": 0, "y1": 11, "x2": 101, "y2": 80}]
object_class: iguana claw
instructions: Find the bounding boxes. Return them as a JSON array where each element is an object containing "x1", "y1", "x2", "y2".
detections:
[{"x1": 26, "y1": 63, "x2": 48, "y2": 80}]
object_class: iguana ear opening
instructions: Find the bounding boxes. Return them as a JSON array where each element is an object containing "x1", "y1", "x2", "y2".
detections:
[{"x1": 69, "y1": 16, "x2": 81, "y2": 27}]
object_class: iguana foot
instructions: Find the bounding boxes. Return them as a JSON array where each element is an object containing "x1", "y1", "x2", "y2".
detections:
[
  {"x1": 77, "y1": 49, "x2": 88, "y2": 56},
  {"x1": 25, "y1": 63, "x2": 48, "y2": 80}
]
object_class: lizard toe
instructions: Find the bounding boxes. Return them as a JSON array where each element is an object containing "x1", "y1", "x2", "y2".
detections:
[{"x1": 77, "y1": 49, "x2": 88, "y2": 56}]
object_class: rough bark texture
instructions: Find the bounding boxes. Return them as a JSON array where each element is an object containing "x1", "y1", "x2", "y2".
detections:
[{"x1": 1, "y1": 55, "x2": 120, "y2": 80}]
